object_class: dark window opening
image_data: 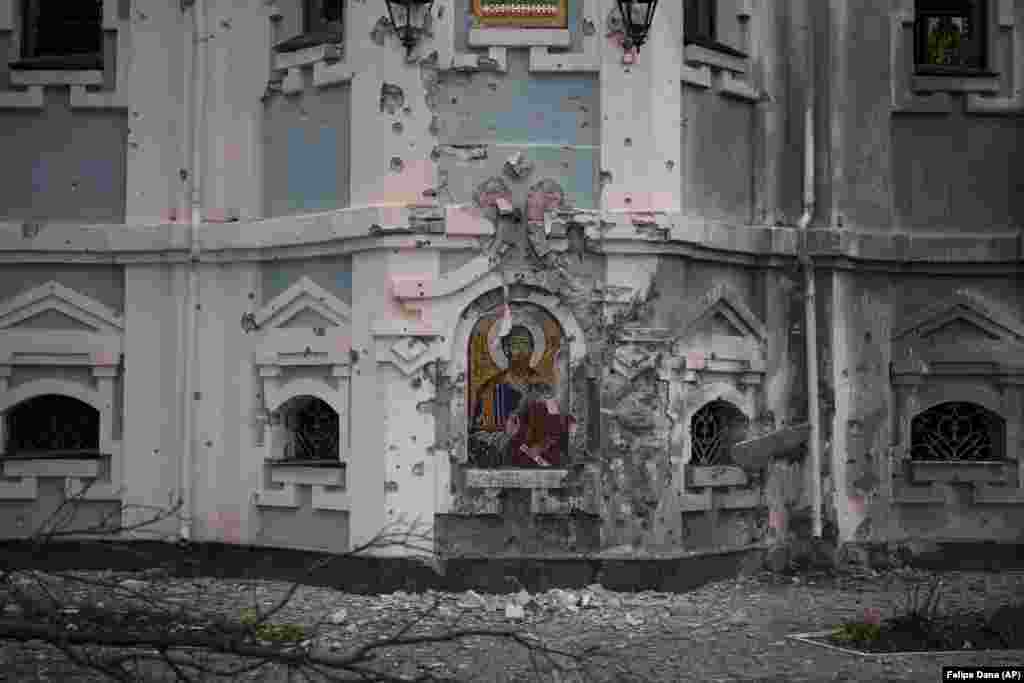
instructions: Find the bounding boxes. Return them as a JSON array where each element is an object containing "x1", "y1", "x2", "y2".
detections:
[
  {"x1": 274, "y1": 396, "x2": 340, "y2": 462},
  {"x1": 910, "y1": 401, "x2": 1005, "y2": 462},
  {"x1": 16, "y1": 0, "x2": 103, "y2": 69},
  {"x1": 276, "y1": 0, "x2": 344, "y2": 53},
  {"x1": 4, "y1": 394, "x2": 100, "y2": 456},
  {"x1": 915, "y1": 0, "x2": 988, "y2": 73},
  {"x1": 684, "y1": 0, "x2": 747, "y2": 59},
  {"x1": 684, "y1": 0, "x2": 716, "y2": 44},
  {"x1": 689, "y1": 400, "x2": 749, "y2": 467}
]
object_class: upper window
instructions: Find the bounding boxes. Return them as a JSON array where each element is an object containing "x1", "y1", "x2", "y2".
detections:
[
  {"x1": 684, "y1": 0, "x2": 746, "y2": 58},
  {"x1": 4, "y1": 394, "x2": 100, "y2": 456},
  {"x1": 304, "y1": 0, "x2": 343, "y2": 36},
  {"x1": 275, "y1": 0, "x2": 343, "y2": 52},
  {"x1": 17, "y1": 0, "x2": 103, "y2": 68},
  {"x1": 684, "y1": 0, "x2": 716, "y2": 45},
  {"x1": 915, "y1": 0, "x2": 987, "y2": 73}
]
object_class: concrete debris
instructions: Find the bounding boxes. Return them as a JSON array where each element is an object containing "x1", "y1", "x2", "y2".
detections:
[{"x1": 328, "y1": 607, "x2": 348, "y2": 624}]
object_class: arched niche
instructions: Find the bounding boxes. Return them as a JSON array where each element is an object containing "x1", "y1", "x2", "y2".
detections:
[
  {"x1": 0, "y1": 379, "x2": 117, "y2": 501},
  {"x1": 4, "y1": 394, "x2": 99, "y2": 455},
  {"x1": 268, "y1": 394, "x2": 341, "y2": 463},
  {"x1": 444, "y1": 287, "x2": 589, "y2": 513}
]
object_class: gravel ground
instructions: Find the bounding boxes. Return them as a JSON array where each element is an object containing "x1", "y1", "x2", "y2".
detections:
[{"x1": 2, "y1": 566, "x2": 1023, "y2": 682}]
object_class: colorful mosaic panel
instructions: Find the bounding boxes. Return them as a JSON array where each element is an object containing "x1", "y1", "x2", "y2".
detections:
[
  {"x1": 472, "y1": 0, "x2": 568, "y2": 28},
  {"x1": 467, "y1": 303, "x2": 575, "y2": 468}
]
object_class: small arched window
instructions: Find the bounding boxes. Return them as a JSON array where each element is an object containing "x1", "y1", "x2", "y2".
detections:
[
  {"x1": 272, "y1": 395, "x2": 339, "y2": 461},
  {"x1": 4, "y1": 394, "x2": 100, "y2": 455},
  {"x1": 690, "y1": 400, "x2": 749, "y2": 466},
  {"x1": 910, "y1": 401, "x2": 1005, "y2": 462}
]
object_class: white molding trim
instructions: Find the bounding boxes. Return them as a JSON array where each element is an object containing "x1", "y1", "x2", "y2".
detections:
[
  {"x1": 69, "y1": 86, "x2": 128, "y2": 110},
  {"x1": 468, "y1": 28, "x2": 571, "y2": 48},
  {"x1": 892, "y1": 289, "x2": 1024, "y2": 343},
  {"x1": 681, "y1": 63, "x2": 712, "y2": 89},
  {"x1": 253, "y1": 276, "x2": 352, "y2": 329},
  {"x1": 684, "y1": 44, "x2": 748, "y2": 74},
  {"x1": 0, "y1": 86, "x2": 44, "y2": 109},
  {"x1": 0, "y1": 281, "x2": 123, "y2": 333},
  {"x1": 10, "y1": 70, "x2": 103, "y2": 87},
  {"x1": 678, "y1": 283, "x2": 768, "y2": 345},
  {"x1": 273, "y1": 43, "x2": 342, "y2": 72}
]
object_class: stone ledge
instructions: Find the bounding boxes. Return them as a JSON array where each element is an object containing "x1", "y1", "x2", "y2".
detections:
[
  {"x1": 9, "y1": 70, "x2": 103, "y2": 86},
  {"x1": 468, "y1": 28, "x2": 570, "y2": 47},
  {"x1": 465, "y1": 468, "x2": 568, "y2": 489}
]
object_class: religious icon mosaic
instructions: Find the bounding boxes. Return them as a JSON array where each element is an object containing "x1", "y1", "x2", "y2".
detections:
[{"x1": 467, "y1": 302, "x2": 576, "y2": 468}]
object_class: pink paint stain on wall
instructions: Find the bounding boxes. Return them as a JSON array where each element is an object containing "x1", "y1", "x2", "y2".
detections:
[
  {"x1": 526, "y1": 189, "x2": 563, "y2": 223},
  {"x1": 222, "y1": 142, "x2": 242, "y2": 164},
  {"x1": 768, "y1": 509, "x2": 784, "y2": 531},
  {"x1": 369, "y1": 158, "x2": 436, "y2": 207},
  {"x1": 848, "y1": 495, "x2": 866, "y2": 516},
  {"x1": 685, "y1": 351, "x2": 706, "y2": 370},
  {"x1": 207, "y1": 509, "x2": 241, "y2": 544},
  {"x1": 445, "y1": 205, "x2": 491, "y2": 236}
]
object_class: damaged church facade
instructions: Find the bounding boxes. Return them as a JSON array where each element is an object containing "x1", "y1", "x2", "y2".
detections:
[{"x1": 0, "y1": 0, "x2": 1022, "y2": 559}]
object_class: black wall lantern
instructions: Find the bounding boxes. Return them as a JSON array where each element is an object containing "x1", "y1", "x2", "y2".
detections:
[
  {"x1": 383, "y1": 0, "x2": 435, "y2": 56},
  {"x1": 616, "y1": 0, "x2": 658, "y2": 51}
]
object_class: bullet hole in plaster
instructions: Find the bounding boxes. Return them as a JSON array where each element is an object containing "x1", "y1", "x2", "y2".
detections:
[
  {"x1": 392, "y1": 121, "x2": 404, "y2": 134},
  {"x1": 624, "y1": 137, "x2": 632, "y2": 147},
  {"x1": 220, "y1": 18, "x2": 231, "y2": 29},
  {"x1": 370, "y1": 17, "x2": 392, "y2": 45},
  {"x1": 179, "y1": 168, "x2": 189, "y2": 181},
  {"x1": 582, "y1": 18, "x2": 596, "y2": 36},
  {"x1": 599, "y1": 170, "x2": 613, "y2": 184},
  {"x1": 624, "y1": 196, "x2": 632, "y2": 205},
  {"x1": 864, "y1": 331, "x2": 872, "y2": 343},
  {"x1": 606, "y1": 8, "x2": 624, "y2": 33},
  {"x1": 390, "y1": 156, "x2": 405, "y2": 172},
  {"x1": 411, "y1": 435, "x2": 417, "y2": 443},
  {"x1": 412, "y1": 462, "x2": 425, "y2": 476},
  {"x1": 385, "y1": 481, "x2": 399, "y2": 492},
  {"x1": 411, "y1": 376, "x2": 422, "y2": 389},
  {"x1": 430, "y1": 147, "x2": 441, "y2": 162},
  {"x1": 450, "y1": 96, "x2": 458, "y2": 104},
  {"x1": 437, "y1": 4, "x2": 444, "y2": 17},
  {"x1": 403, "y1": 106, "x2": 413, "y2": 116},
  {"x1": 21, "y1": 221, "x2": 41, "y2": 239},
  {"x1": 380, "y1": 83, "x2": 405, "y2": 115},
  {"x1": 665, "y1": 160, "x2": 675, "y2": 171},
  {"x1": 488, "y1": 82, "x2": 498, "y2": 91}
]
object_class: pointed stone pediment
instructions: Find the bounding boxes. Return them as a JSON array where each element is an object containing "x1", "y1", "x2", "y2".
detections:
[
  {"x1": 893, "y1": 290, "x2": 1024, "y2": 346},
  {"x1": 681, "y1": 284, "x2": 767, "y2": 345},
  {"x1": 254, "y1": 277, "x2": 351, "y2": 330},
  {"x1": 0, "y1": 281, "x2": 123, "y2": 334}
]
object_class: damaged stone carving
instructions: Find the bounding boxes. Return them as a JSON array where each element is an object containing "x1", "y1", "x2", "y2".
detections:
[
  {"x1": 473, "y1": 176, "x2": 512, "y2": 210},
  {"x1": 467, "y1": 302, "x2": 576, "y2": 468},
  {"x1": 379, "y1": 82, "x2": 405, "y2": 115},
  {"x1": 503, "y1": 151, "x2": 534, "y2": 180},
  {"x1": 526, "y1": 178, "x2": 565, "y2": 225}
]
